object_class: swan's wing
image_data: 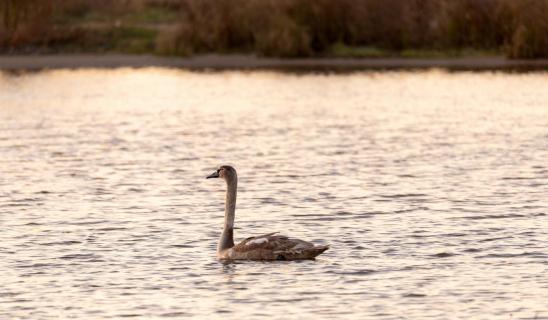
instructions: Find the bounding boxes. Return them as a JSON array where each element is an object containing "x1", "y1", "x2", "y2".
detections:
[
  {"x1": 232, "y1": 234, "x2": 328, "y2": 260},
  {"x1": 241, "y1": 232, "x2": 279, "y2": 242},
  {"x1": 235, "y1": 233, "x2": 302, "y2": 251}
]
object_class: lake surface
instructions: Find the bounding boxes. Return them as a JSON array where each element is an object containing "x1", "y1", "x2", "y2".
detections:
[{"x1": 1, "y1": 69, "x2": 547, "y2": 319}]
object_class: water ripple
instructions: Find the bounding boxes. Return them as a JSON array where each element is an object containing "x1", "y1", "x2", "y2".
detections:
[{"x1": 0, "y1": 69, "x2": 547, "y2": 320}]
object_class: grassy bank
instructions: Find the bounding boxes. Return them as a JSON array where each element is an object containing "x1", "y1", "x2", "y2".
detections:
[{"x1": 1, "y1": 0, "x2": 547, "y2": 59}]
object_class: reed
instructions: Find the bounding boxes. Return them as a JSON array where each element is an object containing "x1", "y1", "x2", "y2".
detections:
[
  {"x1": 1, "y1": 0, "x2": 547, "y2": 58},
  {"x1": 0, "y1": 0, "x2": 54, "y2": 48},
  {"x1": 504, "y1": 0, "x2": 548, "y2": 58}
]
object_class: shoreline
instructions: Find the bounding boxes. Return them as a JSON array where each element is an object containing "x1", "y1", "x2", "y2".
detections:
[{"x1": 1, "y1": 54, "x2": 548, "y2": 71}]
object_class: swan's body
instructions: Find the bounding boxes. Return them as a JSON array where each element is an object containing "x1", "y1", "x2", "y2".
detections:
[{"x1": 207, "y1": 165, "x2": 329, "y2": 260}]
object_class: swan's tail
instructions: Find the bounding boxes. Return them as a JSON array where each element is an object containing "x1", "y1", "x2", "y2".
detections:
[{"x1": 307, "y1": 245, "x2": 329, "y2": 259}]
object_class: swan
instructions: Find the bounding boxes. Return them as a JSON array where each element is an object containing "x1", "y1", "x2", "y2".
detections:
[{"x1": 206, "y1": 165, "x2": 329, "y2": 260}]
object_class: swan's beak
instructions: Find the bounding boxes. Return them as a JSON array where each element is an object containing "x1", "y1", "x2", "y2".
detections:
[{"x1": 206, "y1": 171, "x2": 220, "y2": 179}]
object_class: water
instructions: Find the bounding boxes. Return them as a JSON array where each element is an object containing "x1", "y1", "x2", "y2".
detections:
[{"x1": 1, "y1": 69, "x2": 547, "y2": 319}]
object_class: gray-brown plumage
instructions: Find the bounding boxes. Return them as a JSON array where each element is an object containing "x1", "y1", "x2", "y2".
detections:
[{"x1": 206, "y1": 165, "x2": 329, "y2": 260}]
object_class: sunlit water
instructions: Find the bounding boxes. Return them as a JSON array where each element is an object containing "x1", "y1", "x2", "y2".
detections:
[{"x1": 1, "y1": 69, "x2": 547, "y2": 319}]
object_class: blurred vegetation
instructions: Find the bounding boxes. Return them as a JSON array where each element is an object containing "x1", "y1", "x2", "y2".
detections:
[{"x1": 1, "y1": 0, "x2": 547, "y2": 58}]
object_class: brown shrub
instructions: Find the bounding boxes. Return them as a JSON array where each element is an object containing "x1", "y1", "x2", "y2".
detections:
[
  {"x1": 0, "y1": 0, "x2": 54, "y2": 48},
  {"x1": 505, "y1": 0, "x2": 548, "y2": 58},
  {"x1": 167, "y1": 0, "x2": 461, "y2": 56},
  {"x1": 1, "y1": 0, "x2": 547, "y2": 58},
  {"x1": 438, "y1": 0, "x2": 507, "y2": 48}
]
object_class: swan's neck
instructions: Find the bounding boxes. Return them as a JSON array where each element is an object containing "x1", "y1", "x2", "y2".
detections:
[{"x1": 218, "y1": 177, "x2": 236, "y2": 252}]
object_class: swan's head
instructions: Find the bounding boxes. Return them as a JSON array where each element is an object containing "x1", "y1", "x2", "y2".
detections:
[{"x1": 206, "y1": 165, "x2": 237, "y2": 182}]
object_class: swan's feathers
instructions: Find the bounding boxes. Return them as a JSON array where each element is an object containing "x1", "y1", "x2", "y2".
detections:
[
  {"x1": 233, "y1": 233, "x2": 319, "y2": 254},
  {"x1": 222, "y1": 233, "x2": 329, "y2": 260}
]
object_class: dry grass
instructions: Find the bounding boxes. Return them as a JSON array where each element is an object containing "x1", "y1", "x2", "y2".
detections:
[{"x1": 1, "y1": 0, "x2": 547, "y2": 58}]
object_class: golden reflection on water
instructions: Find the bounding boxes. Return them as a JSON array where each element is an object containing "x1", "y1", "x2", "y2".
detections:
[{"x1": 1, "y1": 69, "x2": 547, "y2": 319}]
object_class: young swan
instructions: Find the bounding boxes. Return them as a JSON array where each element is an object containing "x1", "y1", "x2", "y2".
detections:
[{"x1": 207, "y1": 165, "x2": 329, "y2": 260}]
